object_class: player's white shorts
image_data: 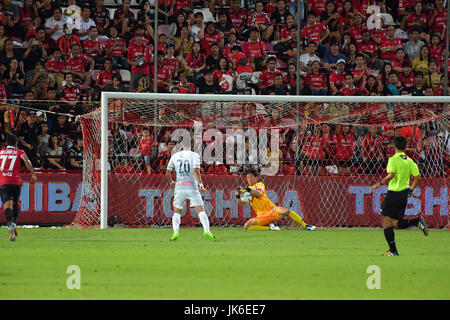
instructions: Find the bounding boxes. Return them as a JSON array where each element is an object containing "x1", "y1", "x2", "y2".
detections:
[{"x1": 173, "y1": 189, "x2": 204, "y2": 210}]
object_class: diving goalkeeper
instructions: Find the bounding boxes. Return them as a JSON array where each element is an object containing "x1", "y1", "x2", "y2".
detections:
[{"x1": 236, "y1": 166, "x2": 316, "y2": 231}]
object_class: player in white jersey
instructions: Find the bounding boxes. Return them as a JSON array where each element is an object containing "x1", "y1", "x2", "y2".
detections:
[{"x1": 166, "y1": 142, "x2": 217, "y2": 242}]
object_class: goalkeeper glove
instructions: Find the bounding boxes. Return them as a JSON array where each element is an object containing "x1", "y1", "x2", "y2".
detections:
[{"x1": 235, "y1": 186, "x2": 243, "y2": 199}]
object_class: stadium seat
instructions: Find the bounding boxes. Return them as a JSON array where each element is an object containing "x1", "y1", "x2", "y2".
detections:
[
  {"x1": 11, "y1": 1, "x2": 23, "y2": 8},
  {"x1": 91, "y1": 70, "x2": 100, "y2": 83},
  {"x1": 115, "y1": 164, "x2": 133, "y2": 173},
  {"x1": 129, "y1": 8, "x2": 138, "y2": 19},
  {"x1": 108, "y1": 8, "x2": 117, "y2": 20},
  {"x1": 103, "y1": 0, "x2": 120, "y2": 6},
  {"x1": 236, "y1": 72, "x2": 253, "y2": 90},
  {"x1": 129, "y1": 148, "x2": 138, "y2": 156},
  {"x1": 125, "y1": 131, "x2": 134, "y2": 142},
  {"x1": 119, "y1": 69, "x2": 131, "y2": 83},
  {"x1": 282, "y1": 165, "x2": 296, "y2": 175},
  {"x1": 266, "y1": 42, "x2": 276, "y2": 54},
  {"x1": 10, "y1": 37, "x2": 23, "y2": 49},
  {"x1": 276, "y1": 59, "x2": 287, "y2": 70},
  {"x1": 158, "y1": 24, "x2": 170, "y2": 36}
]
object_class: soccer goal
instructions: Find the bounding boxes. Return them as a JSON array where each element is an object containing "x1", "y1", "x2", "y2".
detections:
[{"x1": 74, "y1": 93, "x2": 449, "y2": 230}]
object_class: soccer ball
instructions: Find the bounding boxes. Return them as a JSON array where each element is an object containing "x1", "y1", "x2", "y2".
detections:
[{"x1": 240, "y1": 191, "x2": 252, "y2": 203}]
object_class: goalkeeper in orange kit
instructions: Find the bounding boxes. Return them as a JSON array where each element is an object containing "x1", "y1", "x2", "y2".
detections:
[{"x1": 236, "y1": 166, "x2": 316, "y2": 231}]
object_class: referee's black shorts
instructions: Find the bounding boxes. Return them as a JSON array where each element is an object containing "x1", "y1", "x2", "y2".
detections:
[
  {"x1": 0, "y1": 184, "x2": 22, "y2": 204},
  {"x1": 380, "y1": 189, "x2": 409, "y2": 220}
]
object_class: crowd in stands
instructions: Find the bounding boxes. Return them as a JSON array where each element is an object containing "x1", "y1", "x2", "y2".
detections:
[{"x1": 0, "y1": 0, "x2": 447, "y2": 173}]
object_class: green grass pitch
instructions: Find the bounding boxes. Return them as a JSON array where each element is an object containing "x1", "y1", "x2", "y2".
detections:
[{"x1": 1, "y1": 227, "x2": 449, "y2": 300}]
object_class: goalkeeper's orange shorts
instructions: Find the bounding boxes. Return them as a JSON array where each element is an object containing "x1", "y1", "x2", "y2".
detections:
[{"x1": 250, "y1": 207, "x2": 281, "y2": 226}]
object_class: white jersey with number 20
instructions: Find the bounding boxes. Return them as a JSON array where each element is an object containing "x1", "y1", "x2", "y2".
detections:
[{"x1": 167, "y1": 150, "x2": 201, "y2": 191}]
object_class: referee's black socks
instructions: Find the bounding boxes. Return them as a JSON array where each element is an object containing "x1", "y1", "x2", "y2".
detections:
[
  {"x1": 397, "y1": 218, "x2": 419, "y2": 229},
  {"x1": 384, "y1": 227, "x2": 398, "y2": 253}
]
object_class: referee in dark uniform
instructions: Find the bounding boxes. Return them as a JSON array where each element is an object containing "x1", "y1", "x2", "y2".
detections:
[{"x1": 370, "y1": 136, "x2": 428, "y2": 256}]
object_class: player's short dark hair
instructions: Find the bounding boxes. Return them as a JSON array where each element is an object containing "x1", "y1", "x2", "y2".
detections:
[
  {"x1": 245, "y1": 165, "x2": 260, "y2": 177},
  {"x1": 7, "y1": 134, "x2": 18, "y2": 147},
  {"x1": 394, "y1": 136, "x2": 407, "y2": 151}
]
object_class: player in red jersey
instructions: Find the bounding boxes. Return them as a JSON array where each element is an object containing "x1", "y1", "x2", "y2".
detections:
[{"x1": 0, "y1": 134, "x2": 37, "y2": 241}]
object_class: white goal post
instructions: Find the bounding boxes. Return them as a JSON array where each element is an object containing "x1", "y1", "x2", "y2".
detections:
[{"x1": 97, "y1": 92, "x2": 449, "y2": 229}]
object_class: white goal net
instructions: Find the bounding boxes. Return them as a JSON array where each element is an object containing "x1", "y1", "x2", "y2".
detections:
[{"x1": 74, "y1": 94, "x2": 449, "y2": 229}]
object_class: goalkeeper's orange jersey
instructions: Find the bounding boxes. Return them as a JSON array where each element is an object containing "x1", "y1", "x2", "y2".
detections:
[{"x1": 249, "y1": 182, "x2": 276, "y2": 216}]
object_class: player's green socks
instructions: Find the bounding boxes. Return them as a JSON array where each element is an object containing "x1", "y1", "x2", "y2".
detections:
[
  {"x1": 248, "y1": 225, "x2": 270, "y2": 231},
  {"x1": 288, "y1": 210, "x2": 307, "y2": 228}
]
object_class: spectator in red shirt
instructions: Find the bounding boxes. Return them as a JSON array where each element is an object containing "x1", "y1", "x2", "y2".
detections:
[
  {"x1": 398, "y1": 66, "x2": 415, "y2": 89},
  {"x1": 223, "y1": 32, "x2": 239, "y2": 60},
  {"x1": 304, "y1": 124, "x2": 331, "y2": 174},
  {"x1": 113, "y1": 0, "x2": 135, "y2": 37},
  {"x1": 230, "y1": 45, "x2": 251, "y2": 74},
  {"x1": 150, "y1": 51, "x2": 172, "y2": 93},
  {"x1": 301, "y1": 11, "x2": 330, "y2": 57},
  {"x1": 360, "y1": 126, "x2": 384, "y2": 174},
  {"x1": 158, "y1": 140, "x2": 175, "y2": 173},
  {"x1": 83, "y1": 26, "x2": 104, "y2": 68},
  {"x1": 334, "y1": 124, "x2": 355, "y2": 174},
  {"x1": 184, "y1": 41, "x2": 206, "y2": 84},
  {"x1": 428, "y1": 0, "x2": 447, "y2": 34},
  {"x1": 213, "y1": 56, "x2": 234, "y2": 83},
  {"x1": 352, "y1": 53, "x2": 371, "y2": 89},
  {"x1": 105, "y1": 26, "x2": 128, "y2": 70},
  {"x1": 364, "y1": 74, "x2": 383, "y2": 95},
  {"x1": 228, "y1": 0, "x2": 247, "y2": 37},
  {"x1": 242, "y1": 27, "x2": 268, "y2": 71},
  {"x1": 201, "y1": 22, "x2": 224, "y2": 56},
  {"x1": 358, "y1": 29, "x2": 378, "y2": 68},
  {"x1": 164, "y1": 45, "x2": 181, "y2": 80},
  {"x1": 346, "y1": 13, "x2": 366, "y2": 49},
  {"x1": 127, "y1": 30, "x2": 151, "y2": 91},
  {"x1": 397, "y1": 0, "x2": 419, "y2": 26},
  {"x1": 57, "y1": 24, "x2": 81, "y2": 60},
  {"x1": 320, "y1": 1, "x2": 340, "y2": 43},
  {"x1": 96, "y1": 58, "x2": 115, "y2": 90},
  {"x1": 258, "y1": 56, "x2": 281, "y2": 92},
  {"x1": 138, "y1": 127, "x2": 154, "y2": 174},
  {"x1": 338, "y1": 0, "x2": 356, "y2": 34},
  {"x1": 19, "y1": 0, "x2": 37, "y2": 37},
  {"x1": 45, "y1": 48, "x2": 66, "y2": 91},
  {"x1": 283, "y1": 62, "x2": 299, "y2": 95},
  {"x1": 91, "y1": 0, "x2": 110, "y2": 36},
  {"x1": 428, "y1": 33, "x2": 443, "y2": 69},
  {"x1": 65, "y1": 43, "x2": 94, "y2": 86},
  {"x1": 340, "y1": 72, "x2": 361, "y2": 96},
  {"x1": 174, "y1": 72, "x2": 195, "y2": 94},
  {"x1": 405, "y1": 1, "x2": 429, "y2": 42},
  {"x1": 247, "y1": 1, "x2": 274, "y2": 42},
  {"x1": 329, "y1": 59, "x2": 347, "y2": 95},
  {"x1": 379, "y1": 25, "x2": 403, "y2": 62},
  {"x1": 60, "y1": 73, "x2": 80, "y2": 108},
  {"x1": 305, "y1": 60, "x2": 327, "y2": 95},
  {"x1": 392, "y1": 48, "x2": 411, "y2": 74}
]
